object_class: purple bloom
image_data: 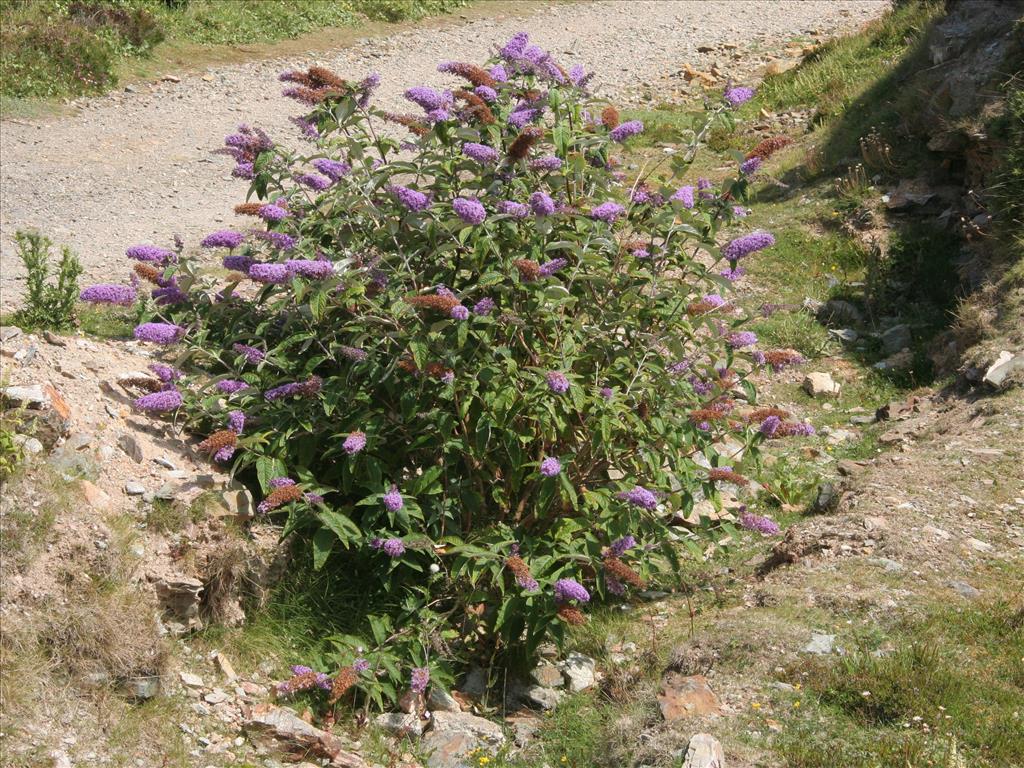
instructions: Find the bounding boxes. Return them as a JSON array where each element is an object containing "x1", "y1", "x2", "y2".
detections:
[
  {"x1": 530, "y1": 155, "x2": 563, "y2": 172},
  {"x1": 721, "y1": 231, "x2": 775, "y2": 260},
  {"x1": 703, "y1": 294, "x2": 727, "y2": 309},
  {"x1": 546, "y1": 370, "x2": 570, "y2": 394},
  {"x1": 312, "y1": 158, "x2": 351, "y2": 181},
  {"x1": 214, "y1": 446, "x2": 235, "y2": 463},
  {"x1": 441, "y1": 370, "x2": 455, "y2": 385},
  {"x1": 233, "y1": 343, "x2": 264, "y2": 364},
  {"x1": 223, "y1": 254, "x2": 254, "y2": 272},
  {"x1": 733, "y1": 206, "x2": 750, "y2": 218},
  {"x1": 497, "y1": 200, "x2": 529, "y2": 219},
  {"x1": 553, "y1": 578, "x2": 590, "y2": 604},
  {"x1": 390, "y1": 184, "x2": 431, "y2": 212},
  {"x1": 740, "y1": 511, "x2": 780, "y2": 536},
  {"x1": 353, "y1": 658, "x2": 370, "y2": 674},
  {"x1": 80, "y1": 283, "x2": 136, "y2": 306},
  {"x1": 296, "y1": 172, "x2": 332, "y2": 191},
  {"x1": 383, "y1": 485, "x2": 404, "y2": 512},
  {"x1": 609, "y1": 535, "x2": 636, "y2": 557},
  {"x1": 148, "y1": 364, "x2": 182, "y2": 383},
  {"x1": 617, "y1": 485, "x2": 658, "y2": 510},
  {"x1": 499, "y1": 31, "x2": 530, "y2": 60},
  {"x1": 426, "y1": 108, "x2": 450, "y2": 123},
  {"x1": 671, "y1": 186, "x2": 695, "y2": 209},
  {"x1": 726, "y1": 331, "x2": 758, "y2": 348},
  {"x1": 270, "y1": 477, "x2": 296, "y2": 489},
  {"x1": 698, "y1": 177, "x2": 715, "y2": 199},
  {"x1": 452, "y1": 197, "x2": 486, "y2": 225},
  {"x1": 540, "y1": 457, "x2": 562, "y2": 477},
  {"x1": 539, "y1": 258, "x2": 567, "y2": 277},
  {"x1": 216, "y1": 379, "x2": 248, "y2": 394},
  {"x1": 133, "y1": 388, "x2": 183, "y2": 413},
  {"x1": 609, "y1": 120, "x2": 644, "y2": 142},
  {"x1": 590, "y1": 202, "x2": 625, "y2": 223},
  {"x1": 410, "y1": 667, "x2": 430, "y2": 694},
  {"x1": 668, "y1": 360, "x2": 691, "y2": 376},
  {"x1": 151, "y1": 277, "x2": 186, "y2": 307},
  {"x1": 285, "y1": 259, "x2": 334, "y2": 279},
  {"x1": 760, "y1": 416, "x2": 781, "y2": 437},
  {"x1": 474, "y1": 85, "x2": 497, "y2": 102},
  {"x1": 607, "y1": 576, "x2": 626, "y2": 596},
  {"x1": 450, "y1": 304, "x2": 470, "y2": 320},
  {"x1": 264, "y1": 376, "x2": 321, "y2": 401},
  {"x1": 303, "y1": 492, "x2": 323, "y2": 504},
  {"x1": 233, "y1": 162, "x2": 255, "y2": 180},
  {"x1": 724, "y1": 86, "x2": 755, "y2": 106},
  {"x1": 290, "y1": 116, "x2": 319, "y2": 140},
  {"x1": 508, "y1": 109, "x2": 539, "y2": 129},
  {"x1": 740, "y1": 157, "x2": 762, "y2": 175},
  {"x1": 720, "y1": 265, "x2": 747, "y2": 281},
  {"x1": 529, "y1": 191, "x2": 556, "y2": 216},
  {"x1": 254, "y1": 231, "x2": 298, "y2": 251},
  {"x1": 473, "y1": 297, "x2": 496, "y2": 315},
  {"x1": 489, "y1": 64, "x2": 508, "y2": 82},
  {"x1": 358, "y1": 72, "x2": 381, "y2": 107},
  {"x1": 404, "y1": 85, "x2": 450, "y2": 112},
  {"x1": 600, "y1": 386, "x2": 614, "y2": 400},
  {"x1": 633, "y1": 248, "x2": 650, "y2": 259},
  {"x1": 789, "y1": 422, "x2": 816, "y2": 437},
  {"x1": 133, "y1": 322, "x2": 183, "y2": 345},
  {"x1": 462, "y1": 142, "x2": 499, "y2": 163},
  {"x1": 227, "y1": 410, "x2": 245, "y2": 434},
  {"x1": 374, "y1": 537, "x2": 405, "y2": 557},
  {"x1": 258, "y1": 204, "x2": 290, "y2": 222},
  {"x1": 201, "y1": 230, "x2": 245, "y2": 249},
  {"x1": 343, "y1": 431, "x2": 367, "y2": 455},
  {"x1": 248, "y1": 263, "x2": 291, "y2": 284},
  {"x1": 126, "y1": 244, "x2": 174, "y2": 263},
  {"x1": 569, "y1": 64, "x2": 592, "y2": 88}
]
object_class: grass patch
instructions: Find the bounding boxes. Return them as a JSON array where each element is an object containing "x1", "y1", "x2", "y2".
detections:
[
  {"x1": 775, "y1": 601, "x2": 1024, "y2": 768},
  {"x1": 0, "y1": 466, "x2": 69, "y2": 572},
  {"x1": 751, "y1": 311, "x2": 831, "y2": 358}
]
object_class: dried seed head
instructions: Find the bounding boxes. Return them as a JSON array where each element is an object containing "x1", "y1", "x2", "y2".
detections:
[
  {"x1": 746, "y1": 135, "x2": 793, "y2": 161},
  {"x1": 708, "y1": 467, "x2": 749, "y2": 485},
  {"x1": 133, "y1": 263, "x2": 163, "y2": 284},
  {"x1": 234, "y1": 202, "x2": 263, "y2": 216},
  {"x1": 514, "y1": 259, "x2": 541, "y2": 282},
  {"x1": 603, "y1": 556, "x2": 645, "y2": 588},
  {"x1": 508, "y1": 126, "x2": 543, "y2": 161},
  {"x1": 328, "y1": 666, "x2": 359, "y2": 705},
  {"x1": 120, "y1": 376, "x2": 163, "y2": 392},
  {"x1": 557, "y1": 604, "x2": 587, "y2": 626},
  {"x1": 198, "y1": 429, "x2": 237, "y2": 455},
  {"x1": 454, "y1": 89, "x2": 496, "y2": 125},
  {"x1": 307, "y1": 66, "x2": 347, "y2": 90},
  {"x1": 688, "y1": 408, "x2": 729, "y2": 423},
  {"x1": 261, "y1": 484, "x2": 303, "y2": 513},
  {"x1": 405, "y1": 294, "x2": 460, "y2": 313},
  {"x1": 746, "y1": 407, "x2": 790, "y2": 423},
  {"x1": 382, "y1": 112, "x2": 430, "y2": 136},
  {"x1": 601, "y1": 106, "x2": 620, "y2": 129},
  {"x1": 442, "y1": 62, "x2": 496, "y2": 89}
]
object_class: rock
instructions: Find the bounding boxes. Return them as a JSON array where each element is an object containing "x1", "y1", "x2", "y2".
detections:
[
  {"x1": 0, "y1": 325, "x2": 22, "y2": 342},
  {"x1": 506, "y1": 714, "x2": 541, "y2": 747},
  {"x1": 125, "y1": 676, "x2": 161, "y2": 700},
  {"x1": 204, "y1": 688, "x2": 230, "y2": 704},
  {"x1": 161, "y1": 74, "x2": 181, "y2": 83},
  {"x1": 869, "y1": 557, "x2": 904, "y2": 572},
  {"x1": 802, "y1": 372, "x2": 840, "y2": 398},
  {"x1": 125, "y1": 482, "x2": 146, "y2": 496},
  {"x1": 557, "y1": 652, "x2": 596, "y2": 693},
  {"x1": 398, "y1": 688, "x2": 425, "y2": 715},
  {"x1": 829, "y1": 328, "x2": 859, "y2": 344},
  {"x1": 421, "y1": 712, "x2": 505, "y2": 768},
  {"x1": 810, "y1": 483, "x2": 839, "y2": 514},
  {"x1": 217, "y1": 489, "x2": 255, "y2": 519},
  {"x1": 214, "y1": 652, "x2": 238, "y2": 681},
  {"x1": 948, "y1": 580, "x2": 981, "y2": 599},
  {"x1": 50, "y1": 750, "x2": 73, "y2": 768},
  {"x1": 1, "y1": 383, "x2": 72, "y2": 448},
  {"x1": 154, "y1": 456, "x2": 177, "y2": 470},
  {"x1": 375, "y1": 712, "x2": 425, "y2": 738},
  {"x1": 982, "y1": 351, "x2": 1024, "y2": 388},
  {"x1": 521, "y1": 684, "x2": 563, "y2": 711},
  {"x1": 530, "y1": 663, "x2": 564, "y2": 689},
  {"x1": 180, "y1": 672, "x2": 204, "y2": 688},
  {"x1": 885, "y1": 178, "x2": 935, "y2": 209},
  {"x1": 817, "y1": 299, "x2": 862, "y2": 326},
  {"x1": 657, "y1": 673, "x2": 722, "y2": 721},
  {"x1": 458, "y1": 667, "x2": 487, "y2": 700},
  {"x1": 682, "y1": 733, "x2": 726, "y2": 768},
  {"x1": 43, "y1": 330, "x2": 67, "y2": 347},
  {"x1": 880, "y1": 324, "x2": 912, "y2": 354},
  {"x1": 17, "y1": 436, "x2": 44, "y2": 455},
  {"x1": 427, "y1": 687, "x2": 462, "y2": 713},
  {"x1": 154, "y1": 575, "x2": 204, "y2": 625},
  {"x1": 155, "y1": 482, "x2": 177, "y2": 500},
  {"x1": 118, "y1": 433, "x2": 145, "y2": 463},
  {"x1": 964, "y1": 537, "x2": 993, "y2": 553},
  {"x1": 246, "y1": 704, "x2": 366, "y2": 767},
  {"x1": 79, "y1": 480, "x2": 111, "y2": 509},
  {"x1": 837, "y1": 459, "x2": 869, "y2": 476},
  {"x1": 803, "y1": 633, "x2": 836, "y2": 655}
]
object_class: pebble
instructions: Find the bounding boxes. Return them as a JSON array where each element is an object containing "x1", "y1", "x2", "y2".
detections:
[{"x1": 124, "y1": 482, "x2": 146, "y2": 496}]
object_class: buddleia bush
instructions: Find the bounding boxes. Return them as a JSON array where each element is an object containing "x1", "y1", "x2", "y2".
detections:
[{"x1": 82, "y1": 33, "x2": 811, "y2": 706}]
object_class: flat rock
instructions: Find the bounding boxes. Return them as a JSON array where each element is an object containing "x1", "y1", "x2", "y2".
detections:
[
  {"x1": 817, "y1": 299, "x2": 862, "y2": 326},
  {"x1": 427, "y1": 687, "x2": 462, "y2": 713},
  {"x1": 521, "y1": 684, "x2": 563, "y2": 711},
  {"x1": 880, "y1": 324, "x2": 912, "y2": 354},
  {"x1": 125, "y1": 482, "x2": 146, "y2": 496},
  {"x1": 79, "y1": 480, "x2": 111, "y2": 509},
  {"x1": 682, "y1": 733, "x2": 726, "y2": 768},
  {"x1": 246, "y1": 704, "x2": 366, "y2": 767},
  {"x1": 179, "y1": 672, "x2": 204, "y2": 687},
  {"x1": 1, "y1": 383, "x2": 72, "y2": 448},
  {"x1": 125, "y1": 676, "x2": 160, "y2": 700},
  {"x1": 422, "y1": 712, "x2": 505, "y2": 768},
  {"x1": 803, "y1": 633, "x2": 835, "y2": 655},
  {"x1": 802, "y1": 372, "x2": 840, "y2": 398},
  {"x1": 558, "y1": 652, "x2": 597, "y2": 693},
  {"x1": 657, "y1": 673, "x2": 722, "y2": 721},
  {"x1": 530, "y1": 662, "x2": 564, "y2": 689},
  {"x1": 983, "y1": 350, "x2": 1024, "y2": 388},
  {"x1": 948, "y1": 580, "x2": 981, "y2": 599},
  {"x1": 375, "y1": 712, "x2": 425, "y2": 738}
]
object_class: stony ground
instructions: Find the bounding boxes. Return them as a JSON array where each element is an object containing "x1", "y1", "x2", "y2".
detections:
[{"x1": 0, "y1": 0, "x2": 886, "y2": 310}]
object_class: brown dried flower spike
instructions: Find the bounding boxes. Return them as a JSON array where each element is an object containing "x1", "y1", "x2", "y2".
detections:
[
  {"x1": 514, "y1": 259, "x2": 541, "y2": 282},
  {"x1": 508, "y1": 126, "x2": 543, "y2": 161},
  {"x1": 603, "y1": 556, "x2": 645, "y2": 587},
  {"x1": 198, "y1": 429, "x2": 237, "y2": 456},
  {"x1": 708, "y1": 467, "x2": 749, "y2": 485},
  {"x1": 234, "y1": 202, "x2": 263, "y2": 216},
  {"x1": 261, "y1": 484, "x2": 303, "y2": 513},
  {"x1": 601, "y1": 106, "x2": 620, "y2": 129},
  {"x1": 405, "y1": 294, "x2": 460, "y2": 313},
  {"x1": 557, "y1": 604, "x2": 587, "y2": 626},
  {"x1": 134, "y1": 263, "x2": 163, "y2": 284},
  {"x1": 328, "y1": 667, "x2": 358, "y2": 705}
]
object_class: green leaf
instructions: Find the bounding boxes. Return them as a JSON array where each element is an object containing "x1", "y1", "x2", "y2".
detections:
[
  {"x1": 312, "y1": 527, "x2": 335, "y2": 570},
  {"x1": 319, "y1": 509, "x2": 361, "y2": 545}
]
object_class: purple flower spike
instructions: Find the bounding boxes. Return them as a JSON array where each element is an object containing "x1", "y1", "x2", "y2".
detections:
[
  {"x1": 740, "y1": 511, "x2": 780, "y2": 535},
  {"x1": 296, "y1": 172, "x2": 332, "y2": 191},
  {"x1": 530, "y1": 155, "x2": 563, "y2": 172},
  {"x1": 671, "y1": 186, "x2": 695, "y2": 209},
  {"x1": 379, "y1": 537, "x2": 405, "y2": 557},
  {"x1": 383, "y1": 485, "x2": 404, "y2": 512},
  {"x1": 249, "y1": 263, "x2": 291, "y2": 284},
  {"x1": 590, "y1": 202, "x2": 625, "y2": 223},
  {"x1": 227, "y1": 410, "x2": 245, "y2": 434},
  {"x1": 390, "y1": 184, "x2": 431, "y2": 212},
  {"x1": 462, "y1": 142, "x2": 499, "y2": 164},
  {"x1": 343, "y1": 431, "x2": 367, "y2": 455},
  {"x1": 313, "y1": 158, "x2": 351, "y2": 181},
  {"x1": 721, "y1": 231, "x2": 775, "y2": 260},
  {"x1": 539, "y1": 258, "x2": 567, "y2": 277},
  {"x1": 201, "y1": 230, "x2": 245, "y2": 249},
  {"x1": 80, "y1": 284, "x2": 136, "y2": 306},
  {"x1": 473, "y1": 297, "x2": 496, "y2": 315},
  {"x1": 452, "y1": 197, "x2": 486, "y2": 225},
  {"x1": 258, "y1": 204, "x2": 290, "y2": 222},
  {"x1": 474, "y1": 85, "x2": 497, "y2": 102},
  {"x1": 148, "y1": 363, "x2": 182, "y2": 383},
  {"x1": 609, "y1": 535, "x2": 636, "y2": 557},
  {"x1": 134, "y1": 389, "x2": 183, "y2": 413},
  {"x1": 529, "y1": 191, "x2": 556, "y2": 216},
  {"x1": 740, "y1": 157, "x2": 762, "y2": 175},
  {"x1": 616, "y1": 486, "x2": 658, "y2": 510},
  {"x1": 724, "y1": 86, "x2": 755, "y2": 107},
  {"x1": 540, "y1": 457, "x2": 562, "y2": 477},
  {"x1": 546, "y1": 371, "x2": 570, "y2": 394},
  {"x1": 553, "y1": 578, "x2": 590, "y2": 604},
  {"x1": 497, "y1": 200, "x2": 529, "y2": 219},
  {"x1": 232, "y1": 343, "x2": 264, "y2": 364},
  {"x1": 126, "y1": 244, "x2": 174, "y2": 263},
  {"x1": 726, "y1": 331, "x2": 758, "y2": 348},
  {"x1": 223, "y1": 254, "x2": 254, "y2": 272},
  {"x1": 410, "y1": 667, "x2": 430, "y2": 694},
  {"x1": 133, "y1": 322, "x2": 184, "y2": 345},
  {"x1": 450, "y1": 304, "x2": 470, "y2": 320},
  {"x1": 216, "y1": 379, "x2": 248, "y2": 394},
  {"x1": 285, "y1": 259, "x2": 334, "y2": 279},
  {"x1": 609, "y1": 120, "x2": 644, "y2": 142},
  {"x1": 404, "y1": 86, "x2": 449, "y2": 112}
]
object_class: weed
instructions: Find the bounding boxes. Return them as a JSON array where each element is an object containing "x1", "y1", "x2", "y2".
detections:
[
  {"x1": 751, "y1": 311, "x2": 831, "y2": 358},
  {"x1": 11, "y1": 230, "x2": 82, "y2": 332}
]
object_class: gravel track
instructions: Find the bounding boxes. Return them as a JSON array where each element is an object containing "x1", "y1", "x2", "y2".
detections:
[{"x1": 0, "y1": 0, "x2": 885, "y2": 309}]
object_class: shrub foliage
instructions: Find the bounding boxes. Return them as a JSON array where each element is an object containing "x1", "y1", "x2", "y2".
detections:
[{"x1": 85, "y1": 34, "x2": 804, "y2": 706}]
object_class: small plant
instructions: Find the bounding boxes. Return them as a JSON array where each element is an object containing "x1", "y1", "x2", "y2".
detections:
[
  {"x1": 833, "y1": 163, "x2": 870, "y2": 199},
  {"x1": 0, "y1": 422, "x2": 24, "y2": 483},
  {"x1": 12, "y1": 230, "x2": 83, "y2": 331}
]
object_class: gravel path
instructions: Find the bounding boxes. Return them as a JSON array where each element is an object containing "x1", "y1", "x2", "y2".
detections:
[{"x1": 0, "y1": 0, "x2": 885, "y2": 309}]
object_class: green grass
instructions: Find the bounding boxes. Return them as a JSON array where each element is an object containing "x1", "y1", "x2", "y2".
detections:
[
  {"x1": 1, "y1": 0, "x2": 470, "y2": 102},
  {"x1": 773, "y1": 601, "x2": 1024, "y2": 768}
]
